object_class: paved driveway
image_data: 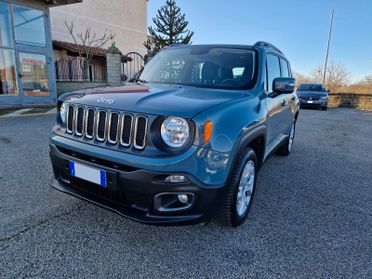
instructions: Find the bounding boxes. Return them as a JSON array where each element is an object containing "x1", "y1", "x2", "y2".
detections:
[{"x1": 0, "y1": 109, "x2": 371, "y2": 279}]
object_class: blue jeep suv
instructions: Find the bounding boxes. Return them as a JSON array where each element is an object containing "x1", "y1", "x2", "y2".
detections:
[{"x1": 50, "y1": 42, "x2": 300, "y2": 227}]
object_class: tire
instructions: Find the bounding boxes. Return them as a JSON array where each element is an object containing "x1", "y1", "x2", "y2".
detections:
[
  {"x1": 277, "y1": 121, "x2": 296, "y2": 156},
  {"x1": 321, "y1": 106, "x2": 328, "y2": 110},
  {"x1": 220, "y1": 148, "x2": 258, "y2": 227}
]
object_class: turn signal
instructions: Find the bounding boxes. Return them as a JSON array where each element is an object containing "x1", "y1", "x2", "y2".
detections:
[{"x1": 203, "y1": 120, "x2": 213, "y2": 143}]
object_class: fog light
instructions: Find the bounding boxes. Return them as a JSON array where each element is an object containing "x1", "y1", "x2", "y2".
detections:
[
  {"x1": 178, "y1": 194, "x2": 189, "y2": 204},
  {"x1": 165, "y1": 175, "x2": 188, "y2": 183}
]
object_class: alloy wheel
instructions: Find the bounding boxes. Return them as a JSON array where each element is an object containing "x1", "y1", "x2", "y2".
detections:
[{"x1": 236, "y1": 160, "x2": 255, "y2": 216}]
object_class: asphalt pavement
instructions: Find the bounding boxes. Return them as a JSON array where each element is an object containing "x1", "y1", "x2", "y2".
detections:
[{"x1": 0, "y1": 108, "x2": 371, "y2": 279}]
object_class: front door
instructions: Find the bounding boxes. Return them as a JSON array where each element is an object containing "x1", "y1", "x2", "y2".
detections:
[
  {"x1": 13, "y1": 4, "x2": 54, "y2": 105},
  {"x1": 265, "y1": 54, "x2": 288, "y2": 148}
]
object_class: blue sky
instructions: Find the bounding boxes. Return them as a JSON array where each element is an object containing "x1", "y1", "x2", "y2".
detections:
[{"x1": 148, "y1": 0, "x2": 372, "y2": 82}]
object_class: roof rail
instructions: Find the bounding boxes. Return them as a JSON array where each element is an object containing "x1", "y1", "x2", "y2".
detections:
[{"x1": 254, "y1": 41, "x2": 283, "y2": 54}]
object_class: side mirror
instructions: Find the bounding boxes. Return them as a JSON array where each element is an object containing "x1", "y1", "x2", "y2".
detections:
[{"x1": 272, "y1": 77, "x2": 296, "y2": 94}]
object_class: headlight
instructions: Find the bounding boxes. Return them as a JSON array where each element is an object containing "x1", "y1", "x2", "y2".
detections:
[
  {"x1": 160, "y1": 117, "x2": 190, "y2": 148},
  {"x1": 59, "y1": 101, "x2": 67, "y2": 124},
  {"x1": 321, "y1": 96, "x2": 329, "y2": 100}
]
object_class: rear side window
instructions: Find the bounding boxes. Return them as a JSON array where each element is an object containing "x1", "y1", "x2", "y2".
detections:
[
  {"x1": 266, "y1": 54, "x2": 281, "y2": 92},
  {"x1": 280, "y1": 58, "x2": 290, "y2": 77}
]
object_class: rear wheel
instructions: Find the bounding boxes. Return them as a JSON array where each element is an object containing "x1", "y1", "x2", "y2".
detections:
[
  {"x1": 221, "y1": 148, "x2": 257, "y2": 227},
  {"x1": 277, "y1": 121, "x2": 296, "y2": 156}
]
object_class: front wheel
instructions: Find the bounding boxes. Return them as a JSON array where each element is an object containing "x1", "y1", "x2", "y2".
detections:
[{"x1": 220, "y1": 148, "x2": 258, "y2": 227}]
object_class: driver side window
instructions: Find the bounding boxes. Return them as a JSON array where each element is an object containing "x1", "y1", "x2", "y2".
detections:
[{"x1": 266, "y1": 54, "x2": 281, "y2": 93}]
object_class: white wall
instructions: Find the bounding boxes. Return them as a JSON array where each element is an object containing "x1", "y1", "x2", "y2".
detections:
[{"x1": 50, "y1": 0, "x2": 148, "y2": 55}]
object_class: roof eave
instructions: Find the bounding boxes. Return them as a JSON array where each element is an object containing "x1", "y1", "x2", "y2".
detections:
[{"x1": 44, "y1": 0, "x2": 82, "y2": 7}]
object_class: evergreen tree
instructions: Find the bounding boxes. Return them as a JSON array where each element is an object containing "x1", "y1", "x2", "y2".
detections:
[{"x1": 144, "y1": 0, "x2": 194, "y2": 56}]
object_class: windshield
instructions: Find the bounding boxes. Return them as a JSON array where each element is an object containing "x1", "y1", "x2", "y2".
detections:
[
  {"x1": 140, "y1": 46, "x2": 256, "y2": 90},
  {"x1": 298, "y1": 84, "x2": 325, "y2": 91}
]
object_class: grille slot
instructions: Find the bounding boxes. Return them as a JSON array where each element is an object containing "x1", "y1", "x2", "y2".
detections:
[
  {"x1": 75, "y1": 107, "x2": 85, "y2": 136},
  {"x1": 108, "y1": 112, "x2": 120, "y2": 144},
  {"x1": 120, "y1": 114, "x2": 133, "y2": 147},
  {"x1": 85, "y1": 108, "x2": 95, "y2": 139},
  {"x1": 66, "y1": 105, "x2": 74, "y2": 133},
  {"x1": 134, "y1": 116, "x2": 148, "y2": 150},
  {"x1": 64, "y1": 105, "x2": 148, "y2": 150},
  {"x1": 96, "y1": 110, "x2": 107, "y2": 142}
]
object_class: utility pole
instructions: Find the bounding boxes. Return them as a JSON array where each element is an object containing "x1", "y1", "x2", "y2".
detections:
[{"x1": 323, "y1": 10, "x2": 335, "y2": 86}]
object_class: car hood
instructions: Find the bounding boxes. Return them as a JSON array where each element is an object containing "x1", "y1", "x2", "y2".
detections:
[
  {"x1": 62, "y1": 83, "x2": 246, "y2": 118},
  {"x1": 296, "y1": 90, "x2": 327, "y2": 97}
]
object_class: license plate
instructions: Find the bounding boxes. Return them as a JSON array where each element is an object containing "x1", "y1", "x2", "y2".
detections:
[
  {"x1": 69, "y1": 161, "x2": 107, "y2": 187},
  {"x1": 307, "y1": 100, "x2": 314, "y2": 104}
]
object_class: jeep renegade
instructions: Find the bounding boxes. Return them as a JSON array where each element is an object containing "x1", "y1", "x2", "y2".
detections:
[{"x1": 50, "y1": 42, "x2": 300, "y2": 227}]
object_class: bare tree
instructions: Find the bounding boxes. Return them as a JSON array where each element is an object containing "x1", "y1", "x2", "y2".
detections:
[
  {"x1": 65, "y1": 21, "x2": 114, "y2": 80},
  {"x1": 292, "y1": 71, "x2": 314, "y2": 86},
  {"x1": 311, "y1": 62, "x2": 350, "y2": 92},
  {"x1": 357, "y1": 75, "x2": 372, "y2": 85}
]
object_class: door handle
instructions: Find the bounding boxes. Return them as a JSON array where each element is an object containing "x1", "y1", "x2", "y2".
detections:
[{"x1": 281, "y1": 99, "x2": 287, "y2": 106}]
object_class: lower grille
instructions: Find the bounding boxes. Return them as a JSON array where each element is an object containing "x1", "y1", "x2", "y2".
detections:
[
  {"x1": 65, "y1": 105, "x2": 148, "y2": 150},
  {"x1": 301, "y1": 96, "x2": 320, "y2": 100}
]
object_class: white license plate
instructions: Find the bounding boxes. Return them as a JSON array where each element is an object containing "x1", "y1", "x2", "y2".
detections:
[
  {"x1": 69, "y1": 161, "x2": 107, "y2": 187},
  {"x1": 307, "y1": 100, "x2": 314, "y2": 104}
]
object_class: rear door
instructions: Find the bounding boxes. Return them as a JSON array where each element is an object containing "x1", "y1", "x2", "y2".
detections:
[{"x1": 279, "y1": 57, "x2": 295, "y2": 134}]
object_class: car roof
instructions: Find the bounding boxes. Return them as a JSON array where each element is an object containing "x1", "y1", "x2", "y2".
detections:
[{"x1": 166, "y1": 43, "x2": 286, "y2": 58}]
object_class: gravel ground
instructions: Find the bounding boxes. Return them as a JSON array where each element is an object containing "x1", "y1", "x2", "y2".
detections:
[{"x1": 0, "y1": 108, "x2": 371, "y2": 279}]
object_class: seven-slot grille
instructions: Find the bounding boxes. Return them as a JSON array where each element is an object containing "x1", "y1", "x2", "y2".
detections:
[{"x1": 66, "y1": 105, "x2": 148, "y2": 150}]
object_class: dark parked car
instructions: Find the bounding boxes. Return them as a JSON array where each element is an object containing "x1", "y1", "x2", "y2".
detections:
[
  {"x1": 50, "y1": 42, "x2": 300, "y2": 227},
  {"x1": 297, "y1": 83, "x2": 329, "y2": 110}
]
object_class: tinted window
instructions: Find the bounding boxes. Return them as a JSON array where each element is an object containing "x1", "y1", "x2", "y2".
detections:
[
  {"x1": 141, "y1": 47, "x2": 256, "y2": 90},
  {"x1": 280, "y1": 58, "x2": 290, "y2": 77},
  {"x1": 266, "y1": 54, "x2": 281, "y2": 92},
  {"x1": 298, "y1": 84, "x2": 325, "y2": 91}
]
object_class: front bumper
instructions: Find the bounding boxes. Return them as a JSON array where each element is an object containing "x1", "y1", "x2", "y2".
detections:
[
  {"x1": 49, "y1": 140, "x2": 228, "y2": 225},
  {"x1": 299, "y1": 99, "x2": 328, "y2": 107}
]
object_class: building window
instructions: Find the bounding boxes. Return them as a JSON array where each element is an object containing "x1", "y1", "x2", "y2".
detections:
[
  {"x1": 13, "y1": 5, "x2": 46, "y2": 47},
  {"x1": 0, "y1": 49, "x2": 18, "y2": 96},
  {"x1": 0, "y1": 2, "x2": 13, "y2": 47},
  {"x1": 0, "y1": 2, "x2": 18, "y2": 96}
]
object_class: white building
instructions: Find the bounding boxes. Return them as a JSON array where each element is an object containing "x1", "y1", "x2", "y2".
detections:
[
  {"x1": 50, "y1": 0, "x2": 148, "y2": 55},
  {"x1": 0, "y1": 0, "x2": 148, "y2": 108}
]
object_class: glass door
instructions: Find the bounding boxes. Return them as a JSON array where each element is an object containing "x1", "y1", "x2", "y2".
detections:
[
  {"x1": 12, "y1": 4, "x2": 54, "y2": 105},
  {"x1": 18, "y1": 53, "x2": 49, "y2": 97}
]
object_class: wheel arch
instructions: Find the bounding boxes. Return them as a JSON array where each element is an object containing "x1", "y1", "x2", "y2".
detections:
[{"x1": 231, "y1": 125, "x2": 267, "y2": 172}]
